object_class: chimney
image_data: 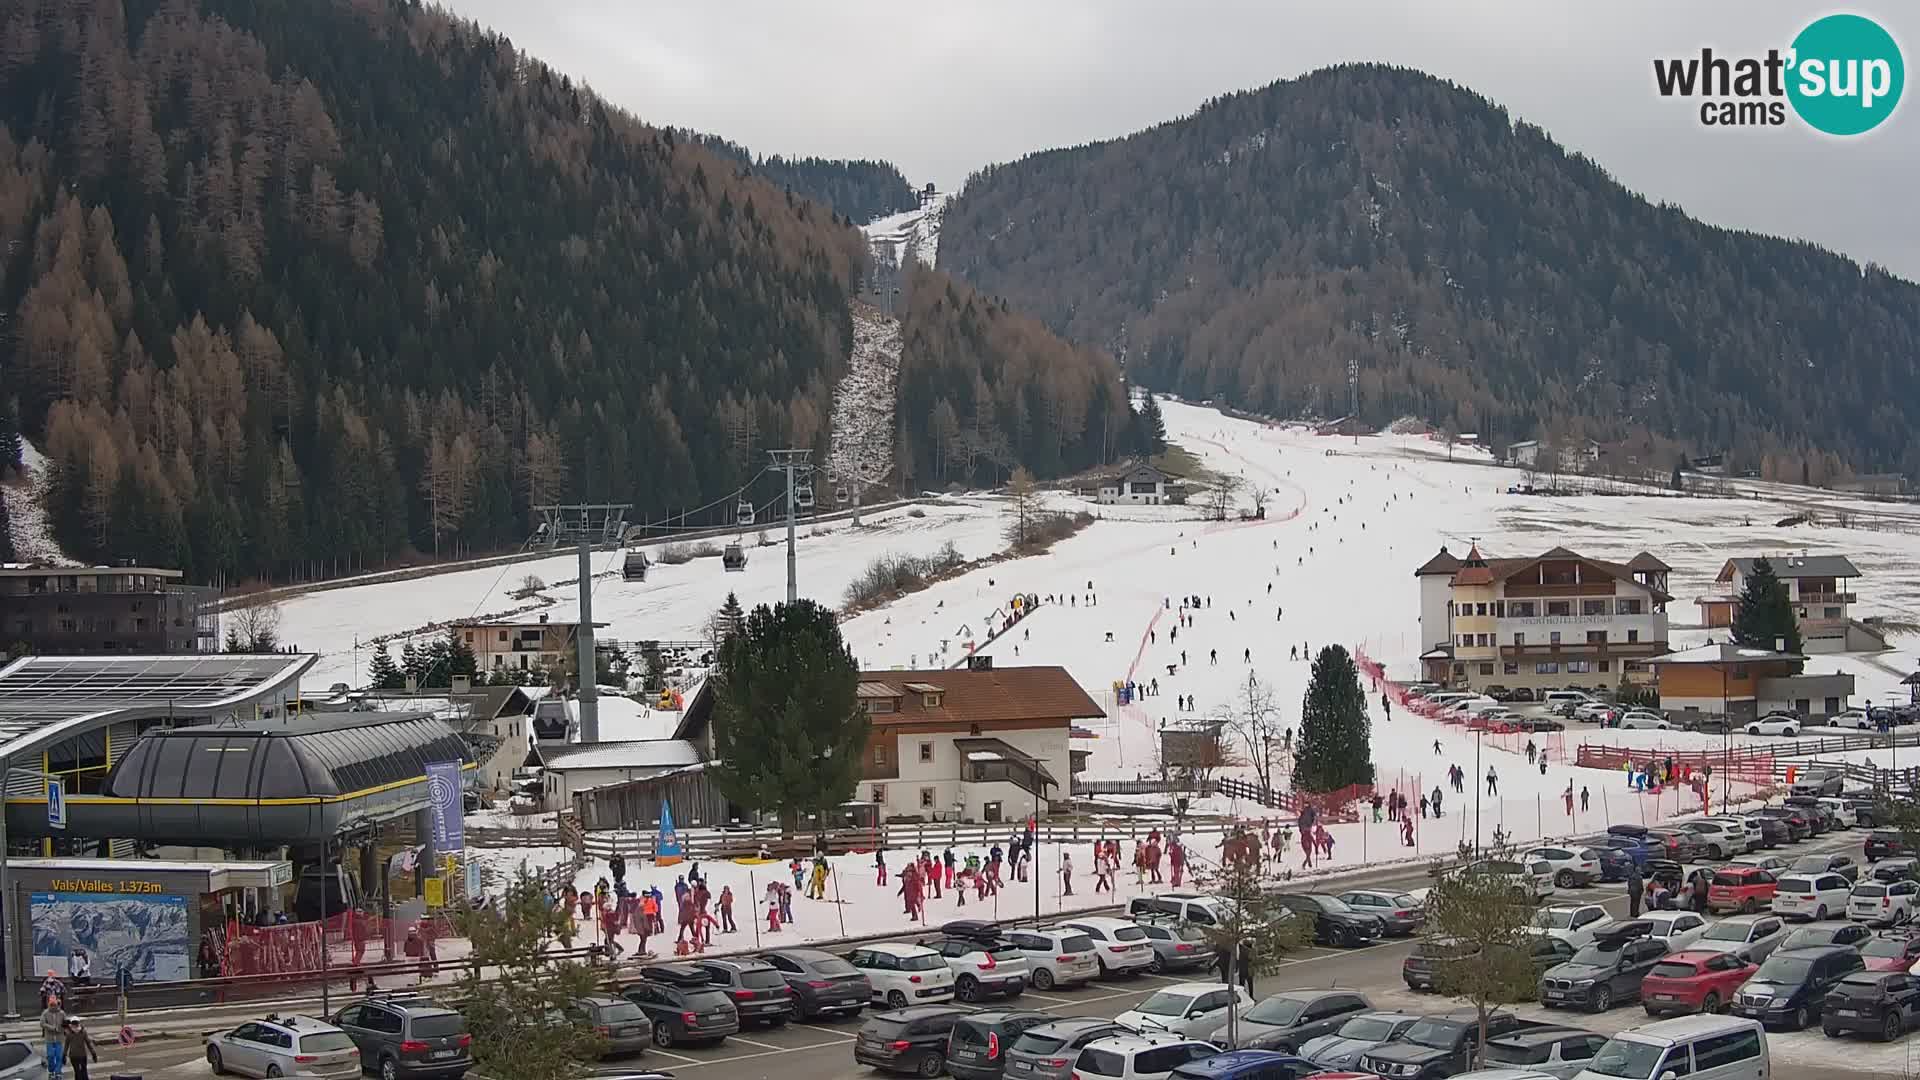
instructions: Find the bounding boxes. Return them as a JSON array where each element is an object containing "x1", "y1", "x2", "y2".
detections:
[
  {"x1": 1775, "y1": 637, "x2": 1786, "y2": 653},
  {"x1": 539, "y1": 613, "x2": 549, "y2": 624},
  {"x1": 451, "y1": 674, "x2": 471, "y2": 694}
]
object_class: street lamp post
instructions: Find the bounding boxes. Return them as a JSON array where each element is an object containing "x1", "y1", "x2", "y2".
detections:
[{"x1": 1473, "y1": 727, "x2": 1484, "y2": 856}]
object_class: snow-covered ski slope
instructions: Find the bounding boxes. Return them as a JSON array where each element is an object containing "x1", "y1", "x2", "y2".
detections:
[
  {"x1": 285, "y1": 398, "x2": 1919, "y2": 792},
  {"x1": 863, "y1": 192, "x2": 947, "y2": 268},
  {"x1": 826, "y1": 305, "x2": 901, "y2": 492}
]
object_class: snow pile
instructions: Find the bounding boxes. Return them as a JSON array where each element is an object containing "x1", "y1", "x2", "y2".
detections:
[
  {"x1": 826, "y1": 304, "x2": 902, "y2": 496},
  {"x1": 2, "y1": 439, "x2": 79, "y2": 565},
  {"x1": 863, "y1": 192, "x2": 949, "y2": 269}
]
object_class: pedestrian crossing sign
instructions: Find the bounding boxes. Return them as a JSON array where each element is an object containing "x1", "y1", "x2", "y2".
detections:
[{"x1": 47, "y1": 777, "x2": 66, "y2": 830}]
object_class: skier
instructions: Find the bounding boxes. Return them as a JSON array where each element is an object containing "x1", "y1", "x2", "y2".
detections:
[
  {"x1": 1243, "y1": 647, "x2": 1251, "y2": 662},
  {"x1": 1168, "y1": 839, "x2": 1186, "y2": 887},
  {"x1": 1431, "y1": 786, "x2": 1444, "y2": 817},
  {"x1": 1290, "y1": 646, "x2": 1297, "y2": 661},
  {"x1": 875, "y1": 850, "x2": 887, "y2": 887},
  {"x1": 1418, "y1": 793, "x2": 1430, "y2": 818},
  {"x1": 1432, "y1": 739, "x2": 1441, "y2": 755},
  {"x1": 1060, "y1": 850, "x2": 1075, "y2": 895},
  {"x1": 1209, "y1": 648, "x2": 1217, "y2": 665},
  {"x1": 1485, "y1": 766, "x2": 1499, "y2": 797},
  {"x1": 1525, "y1": 741, "x2": 1536, "y2": 765},
  {"x1": 1563, "y1": 783, "x2": 1575, "y2": 817},
  {"x1": 1580, "y1": 786, "x2": 1591, "y2": 812}
]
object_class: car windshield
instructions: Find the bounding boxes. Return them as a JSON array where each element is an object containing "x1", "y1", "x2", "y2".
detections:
[
  {"x1": 900, "y1": 953, "x2": 947, "y2": 971},
  {"x1": 1135, "y1": 991, "x2": 1196, "y2": 1017},
  {"x1": 1569, "y1": 944, "x2": 1624, "y2": 966},
  {"x1": 298, "y1": 1032, "x2": 356, "y2": 1052},
  {"x1": 1334, "y1": 1016, "x2": 1400, "y2": 1041},
  {"x1": 1245, "y1": 998, "x2": 1304, "y2": 1024},
  {"x1": 1584, "y1": 1038, "x2": 1669, "y2": 1079},
  {"x1": 1864, "y1": 938, "x2": 1910, "y2": 959},
  {"x1": 1756, "y1": 955, "x2": 1816, "y2": 982},
  {"x1": 1533, "y1": 910, "x2": 1576, "y2": 929},
  {"x1": 1401, "y1": 1019, "x2": 1464, "y2": 1048},
  {"x1": 1703, "y1": 922, "x2": 1756, "y2": 942}
]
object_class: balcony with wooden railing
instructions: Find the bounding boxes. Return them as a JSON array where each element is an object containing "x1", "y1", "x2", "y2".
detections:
[
  {"x1": 1502, "y1": 580, "x2": 1617, "y2": 598},
  {"x1": 1499, "y1": 640, "x2": 1667, "y2": 659},
  {"x1": 1795, "y1": 591, "x2": 1856, "y2": 605}
]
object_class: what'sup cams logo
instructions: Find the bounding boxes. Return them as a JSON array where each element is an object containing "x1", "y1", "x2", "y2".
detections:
[{"x1": 1653, "y1": 13, "x2": 1904, "y2": 134}]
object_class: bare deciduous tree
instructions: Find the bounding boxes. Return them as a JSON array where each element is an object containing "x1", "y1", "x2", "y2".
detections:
[
  {"x1": 224, "y1": 594, "x2": 283, "y2": 652},
  {"x1": 1215, "y1": 676, "x2": 1288, "y2": 795},
  {"x1": 1206, "y1": 472, "x2": 1244, "y2": 521}
]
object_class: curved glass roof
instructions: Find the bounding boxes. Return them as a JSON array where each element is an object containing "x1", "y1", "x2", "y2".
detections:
[{"x1": 105, "y1": 714, "x2": 473, "y2": 801}]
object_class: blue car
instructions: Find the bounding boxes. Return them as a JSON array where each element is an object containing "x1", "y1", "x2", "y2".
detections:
[
  {"x1": 1585, "y1": 834, "x2": 1651, "y2": 868},
  {"x1": 1586, "y1": 844, "x2": 1635, "y2": 882},
  {"x1": 1168, "y1": 1050, "x2": 1324, "y2": 1080}
]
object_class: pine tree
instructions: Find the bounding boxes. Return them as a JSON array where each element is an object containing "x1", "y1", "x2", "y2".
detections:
[
  {"x1": 400, "y1": 640, "x2": 426, "y2": 687},
  {"x1": 717, "y1": 593, "x2": 745, "y2": 641},
  {"x1": 1295, "y1": 644, "x2": 1374, "y2": 791},
  {"x1": 1670, "y1": 460, "x2": 1684, "y2": 491},
  {"x1": 445, "y1": 626, "x2": 478, "y2": 680},
  {"x1": 709, "y1": 599, "x2": 869, "y2": 827},
  {"x1": 0, "y1": 396, "x2": 22, "y2": 473},
  {"x1": 368, "y1": 643, "x2": 403, "y2": 689},
  {"x1": 1730, "y1": 556, "x2": 1803, "y2": 659},
  {"x1": 1138, "y1": 391, "x2": 1168, "y2": 455},
  {"x1": 453, "y1": 867, "x2": 603, "y2": 1080}
]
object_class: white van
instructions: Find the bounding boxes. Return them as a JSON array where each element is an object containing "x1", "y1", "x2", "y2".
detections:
[
  {"x1": 1543, "y1": 690, "x2": 1595, "y2": 714},
  {"x1": 1456, "y1": 698, "x2": 1505, "y2": 717},
  {"x1": 1572, "y1": 1015, "x2": 1766, "y2": 1080},
  {"x1": 1424, "y1": 692, "x2": 1476, "y2": 709}
]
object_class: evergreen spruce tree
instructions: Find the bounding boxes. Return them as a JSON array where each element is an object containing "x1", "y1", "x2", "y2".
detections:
[
  {"x1": 453, "y1": 867, "x2": 603, "y2": 1080},
  {"x1": 718, "y1": 592, "x2": 746, "y2": 641},
  {"x1": 400, "y1": 640, "x2": 426, "y2": 687},
  {"x1": 1730, "y1": 556, "x2": 1803, "y2": 659},
  {"x1": 368, "y1": 643, "x2": 403, "y2": 689},
  {"x1": 1138, "y1": 391, "x2": 1169, "y2": 455},
  {"x1": 638, "y1": 640, "x2": 666, "y2": 693},
  {"x1": 445, "y1": 626, "x2": 478, "y2": 680},
  {"x1": 709, "y1": 599, "x2": 869, "y2": 828},
  {"x1": 1295, "y1": 644, "x2": 1374, "y2": 791},
  {"x1": 0, "y1": 396, "x2": 21, "y2": 473}
]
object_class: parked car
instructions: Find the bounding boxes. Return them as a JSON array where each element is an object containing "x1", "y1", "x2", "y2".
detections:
[
  {"x1": 206, "y1": 1014, "x2": 361, "y2": 1080},
  {"x1": 1848, "y1": 880, "x2": 1919, "y2": 926},
  {"x1": 1268, "y1": 893, "x2": 1385, "y2": 947},
  {"x1": 1772, "y1": 873, "x2": 1854, "y2": 921},
  {"x1": 1705, "y1": 816, "x2": 1766, "y2": 852},
  {"x1": 1832, "y1": 710, "x2": 1875, "y2": 731},
  {"x1": 1580, "y1": 845, "x2": 1635, "y2": 883},
  {"x1": 1866, "y1": 830, "x2": 1914, "y2": 862},
  {"x1": 854, "y1": 1005, "x2": 975, "y2": 1076},
  {"x1": 1135, "y1": 918, "x2": 1218, "y2": 974},
  {"x1": 1582, "y1": 834, "x2": 1651, "y2": 868},
  {"x1": 921, "y1": 928, "x2": 1031, "y2": 1002},
  {"x1": 1792, "y1": 769, "x2": 1846, "y2": 797},
  {"x1": 1128, "y1": 894, "x2": 1236, "y2": 929},
  {"x1": 1784, "y1": 797, "x2": 1841, "y2": 834},
  {"x1": 1209, "y1": 989, "x2": 1372, "y2": 1052},
  {"x1": 1531, "y1": 905, "x2": 1614, "y2": 949},
  {"x1": 1730, "y1": 944, "x2": 1865, "y2": 1029},
  {"x1": 1816, "y1": 798, "x2": 1858, "y2": 829},
  {"x1": 1336, "y1": 890, "x2": 1426, "y2": 936},
  {"x1": 1005, "y1": 1018, "x2": 1136, "y2": 1080},
  {"x1": 1063, "y1": 917, "x2": 1158, "y2": 977},
  {"x1": 1167, "y1": 1050, "x2": 1328, "y2": 1080},
  {"x1": 1690, "y1": 914, "x2": 1790, "y2": 963},
  {"x1": 1539, "y1": 935, "x2": 1670, "y2": 1012},
  {"x1": 1543, "y1": 691, "x2": 1596, "y2": 714},
  {"x1": 1746, "y1": 715, "x2": 1802, "y2": 737},
  {"x1": 1297, "y1": 1011, "x2": 1421, "y2": 1071},
  {"x1": 1790, "y1": 854, "x2": 1859, "y2": 883},
  {"x1": 1572, "y1": 1015, "x2": 1768, "y2": 1080},
  {"x1": 1072, "y1": 1035, "x2": 1220, "y2": 1080},
  {"x1": 1520, "y1": 716, "x2": 1566, "y2": 733},
  {"x1": 1677, "y1": 820, "x2": 1750, "y2": 860},
  {"x1": 1820, "y1": 969, "x2": 1920, "y2": 1040},
  {"x1": 1356, "y1": 1009, "x2": 1534, "y2": 1080},
  {"x1": 1000, "y1": 927, "x2": 1100, "y2": 991},
  {"x1": 1642, "y1": 911, "x2": 1711, "y2": 952},
  {"x1": 1115, "y1": 983, "x2": 1254, "y2": 1039},
  {"x1": 688, "y1": 957, "x2": 796, "y2": 1027},
  {"x1": 1523, "y1": 848, "x2": 1604, "y2": 889},
  {"x1": 1726, "y1": 853, "x2": 1789, "y2": 874},
  {"x1": 1871, "y1": 857, "x2": 1920, "y2": 884},
  {"x1": 1778, "y1": 922, "x2": 1872, "y2": 955},
  {"x1": 846, "y1": 943, "x2": 959, "y2": 1008},
  {"x1": 1619, "y1": 712, "x2": 1670, "y2": 731},
  {"x1": 1573, "y1": 703, "x2": 1617, "y2": 724},
  {"x1": 1859, "y1": 931, "x2": 1920, "y2": 971},
  {"x1": 1452, "y1": 859, "x2": 1556, "y2": 903},
  {"x1": 562, "y1": 994, "x2": 654, "y2": 1059},
  {"x1": 0, "y1": 1039, "x2": 44, "y2": 1080},
  {"x1": 329, "y1": 993, "x2": 472, "y2": 1080},
  {"x1": 1640, "y1": 950, "x2": 1759, "y2": 1017},
  {"x1": 1751, "y1": 806, "x2": 1815, "y2": 842},
  {"x1": 1644, "y1": 830, "x2": 1706, "y2": 864},
  {"x1": 945, "y1": 1010, "x2": 1055, "y2": 1080},
  {"x1": 760, "y1": 946, "x2": 872, "y2": 1020},
  {"x1": 1845, "y1": 797, "x2": 1880, "y2": 828},
  {"x1": 1742, "y1": 814, "x2": 1792, "y2": 849},
  {"x1": 1708, "y1": 867, "x2": 1780, "y2": 915},
  {"x1": 1480, "y1": 1027, "x2": 1610, "y2": 1080},
  {"x1": 621, "y1": 966, "x2": 742, "y2": 1048}
]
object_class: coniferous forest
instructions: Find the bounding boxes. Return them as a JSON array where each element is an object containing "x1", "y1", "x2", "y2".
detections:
[
  {"x1": 941, "y1": 64, "x2": 1920, "y2": 481},
  {"x1": 681, "y1": 133, "x2": 919, "y2": 225}
]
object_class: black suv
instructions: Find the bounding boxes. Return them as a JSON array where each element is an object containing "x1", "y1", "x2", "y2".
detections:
[
  {"x1": 688, "y1": 957, "x2": 795, "y2": 1027},
  {"x1": 1823, "y1": 970, "x2": 1920, "y2": 1040},
  {"x1": 945, "y1": 1010, "x2": 1054, "y2": 1080},
  {"x1": 854, "y1": 1005, "x2": 975, "y2": 1076},
  {"x1": 761, "y1": 947, "x2": 871, "y2": 1020},
  {"x1": 1538, "y1": 934, "x2": 1669, "y2": 1012},
  {"x1": 330, "y1": 993, "x2": 472, "y2": 1080},
  {"x1": 1866, "y1": 830, "x2": 1913, "y2": 861},
  {"x1": 1270, "y1": 893, "x2": 1385, "y2": 947},
  {"x1": 620, "y1": 964, "x2": 741, "y2": 1048},
  {"x1": 1732, "y1": 945, "x2": 1865, "y2": 1030},
  {"x1": 1356, "y1": 1009, "x2": 1529, "y2": 1080}
]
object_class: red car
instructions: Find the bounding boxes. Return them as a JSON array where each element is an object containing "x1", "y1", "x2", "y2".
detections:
[
  {"x1": 1860, "y1": 933, "x2": 1920, "y2": 971},
  {"x1": 1639, "y1": 949, "x2": 1757, "y2": 1017},
  {"x1": 1707, "y1": 866, "x2": 1779, "y2": 914}
]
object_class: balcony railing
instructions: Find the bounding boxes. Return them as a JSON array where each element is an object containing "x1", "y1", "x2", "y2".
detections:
[
  {"x1": 1499, "y1": 641, "x2": 1666, "y2": 658},
  {"x1": 1502, "y1": 581, "x2": 1617, "y2": 598},
  {"x1": 1795, "y1": 591, "x2": 1856, "y2": 605}
]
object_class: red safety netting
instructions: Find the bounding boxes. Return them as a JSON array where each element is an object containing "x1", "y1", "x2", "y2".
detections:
[{"x1": 211, "y1": 910, "x2": 463, "y2": 978}]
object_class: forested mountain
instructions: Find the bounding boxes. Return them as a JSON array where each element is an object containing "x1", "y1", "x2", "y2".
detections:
[
  {"x1": 0, "y1": 0, "x2": 873, "y2": 582},
  {"x1": 942, "y1": 63, "x2": 1920, "y2": 480},
  {"x1": 683, "y1": 133, "x2": 918, "y2": 224},
  {"x1": 894, "y1": 264, "x2": 1134, "y2": 489}
]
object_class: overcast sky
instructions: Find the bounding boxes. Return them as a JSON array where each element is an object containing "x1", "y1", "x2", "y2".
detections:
[{"x1": 441, "y1": 0, "x2": 1919, "y2": 280}]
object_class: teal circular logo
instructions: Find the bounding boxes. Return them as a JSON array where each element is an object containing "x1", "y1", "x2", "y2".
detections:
[{"x1": 1787, "y1": 14, "x2": 1904, "y2": 135}]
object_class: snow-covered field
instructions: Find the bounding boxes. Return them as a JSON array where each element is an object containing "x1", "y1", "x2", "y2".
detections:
[
  {"x1": 863, "y1": 192, "x2": 948, "y2": 268},
  {"x1": 2, "y1": 438, "x2": 78, "y2": 565}
]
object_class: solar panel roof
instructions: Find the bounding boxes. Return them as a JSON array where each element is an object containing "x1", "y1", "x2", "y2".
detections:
[{"x1": 0, "y1": 653, "x2": 314, "y2": 759}]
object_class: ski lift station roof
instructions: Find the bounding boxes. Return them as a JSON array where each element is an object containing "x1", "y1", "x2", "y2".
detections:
[{"x1": 0, "y1": 652, "x2": 314, "y2": 763}]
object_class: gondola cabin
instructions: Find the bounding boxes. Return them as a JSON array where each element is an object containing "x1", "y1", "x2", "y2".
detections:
[
  {"x1": 622, "y1": 549, "x2": 650, "y2": 581},
  {"x1": 722, "y1": 543, "x2": 747, "y2": 572}
]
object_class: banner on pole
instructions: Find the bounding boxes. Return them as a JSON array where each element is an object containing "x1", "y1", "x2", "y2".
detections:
[
  {"x1": 426, "y1": 760, "x2": 465, "y2": 853},
  {"x1": 656, "y1": 799, "x2": 684, "y2": 866}
]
